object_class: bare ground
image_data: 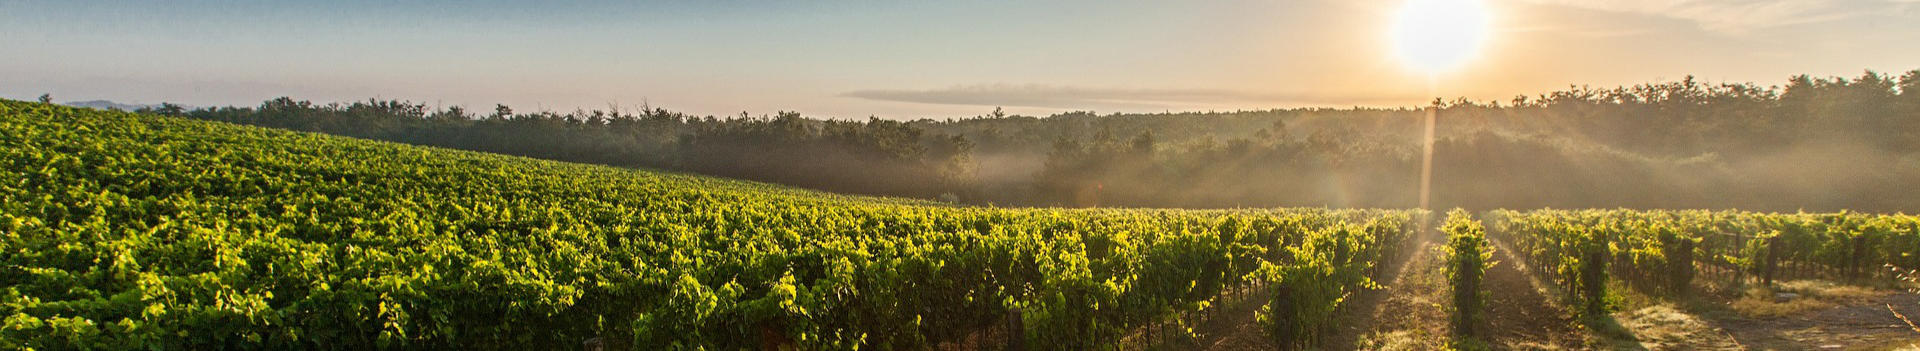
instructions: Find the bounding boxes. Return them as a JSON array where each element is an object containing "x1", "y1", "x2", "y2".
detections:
[
  {"x1": 1613, "y1": 281, "x2": 1920, "y2": 351},
  {"x1": 1470, "y1": 237, "x2": 1589, "y2": 350},
  {"x1": 1328, "y1": 226, "x2": 1589, "y2": 351},
  {"x1": 1185, "y1": 284, "x2": 1279, "y2": 350},
  {"x1": 1325, "y1": 226, "x2": 1448, "y2": 350},
  {"x1": 1185, "y1": 225, "x2": 1436, "y2": 350},
  {"x1": 1344, "y1": 237, "x2": 1451, "y2": 350},
  {"x1": 1139, "y1": 227, "x2": 1920, "y2": 351}
]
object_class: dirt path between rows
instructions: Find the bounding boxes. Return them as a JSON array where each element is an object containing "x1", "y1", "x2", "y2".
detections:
[
  {"x1": 1185, "y1": 283, "x2": 1278, "y2": 350},
  {"x1": 1188, "y1": 220, "x2": 1590, "y2": 350},
  {"x1": 1480, "y1": 238, "x2": 1586, "y2": 349},
  {"x1": 1332, "y1": 230, "x2": 1586, "y2": 350},
  {"x1": 1335, "y1": 230, "x2": 1451, "y2": 350},
  {"x1": 1188, "y1": 225, "x2": 1436, "y2": 350}
]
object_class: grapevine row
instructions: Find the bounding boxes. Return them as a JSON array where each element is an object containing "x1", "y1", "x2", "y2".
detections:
[
  {"x1": 0, "y1": 100, "x2": 1415, "y2": 350},
  {"x1": 1487, "y1": 209, "x2": 1920, "y2": 317}
]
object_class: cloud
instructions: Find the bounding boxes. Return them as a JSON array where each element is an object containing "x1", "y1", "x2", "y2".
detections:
[
  {"x1": 842, "y1": 84, "x2": 1419, "y2": 110},
  {"x1": 1506, "y1": 25, "x2": 1654, "y2": 38},
  {"x1": 1518, "y1": 0, "x2": 1893, "y2": 34}
]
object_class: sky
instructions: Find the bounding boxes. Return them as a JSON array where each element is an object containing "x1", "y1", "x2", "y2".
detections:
[{"x1": 3, "y1": 0, "x2": 1918, "y2": 119}]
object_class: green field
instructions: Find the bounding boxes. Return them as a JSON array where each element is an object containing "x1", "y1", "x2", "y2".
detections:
[
  {"x1": 9, "y1": 99, "x2": 1920, "y2": 350},
  {"x1": 0, "y1": 100, "x2": 1417, "y2": 349}
]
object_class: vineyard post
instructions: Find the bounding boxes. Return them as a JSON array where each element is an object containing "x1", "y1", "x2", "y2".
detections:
[
  {"x1": 1733, "y1": 231, "x2": 1747, "y2": 284},
  {"x1": 1850, "y1": 235, "x2": 1867, "y2": 283},
  {"x1": 1720, "y1": 237, "x2": 1731, "y2": 283},
  {"x1": 1144, "y1": 315, "x2": 1155, "y2": 348},
  {"x1": 1673, "y1": 238, "x2": 1694, "y2": 296},
  {"x1": 1581, "y1": 240, "x2": 1609, "y2": 317},
  {"x1": 1707, "y1": 234, "x2": 1718, "y2": 283},
  {"x1": 1794, "y1": 251, "x2": 1805, "y2": 281},
  {"x1": 1762, "y1": 236, "x2": 1781, "y2": 287},
  {"x1": 1005, "y1": 308, "x2": 1025, "y2": 351}
]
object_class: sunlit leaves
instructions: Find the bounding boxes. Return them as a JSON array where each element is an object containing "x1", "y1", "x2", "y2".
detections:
[{"x1": 0, "y1": 100, "x2": 1428, "y2": 350}]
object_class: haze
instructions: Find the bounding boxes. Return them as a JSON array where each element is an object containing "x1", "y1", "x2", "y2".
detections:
[{"x1": 4, "y1": 0, "x2": 1918, "y2": 118}]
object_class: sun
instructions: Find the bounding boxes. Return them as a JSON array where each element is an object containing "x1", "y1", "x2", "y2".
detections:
[{"x1": 1390, "y1": 0, "x2": 1492, "y2": 75}]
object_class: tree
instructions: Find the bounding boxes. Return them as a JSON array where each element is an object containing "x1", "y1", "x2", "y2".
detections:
[
  {"x1": 159, "y1": 103, "x2": 186, "y2": 116},
  {"x1": 491, "y1": 104, "x2": 513, "y2": 120},
  {"x1": 38, "y1": 94, "x2": 51, "y2": 104},
  {"x1": 1129, "y1": 130, "x2": 1155, "y2": 155}
]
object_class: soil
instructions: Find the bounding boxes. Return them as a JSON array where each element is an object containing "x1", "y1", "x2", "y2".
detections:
[
  {"x1": 1144, "y1": 224, "x2": 1920, "y2": 351},
  {"x1": 1189, "y1": 226, "x2": 1439, "y2": 350},
  {"x1": 1719, "y1": 292, "x2": 1920, "y2": 350},
  {"x1": 1216, "y1": 226, "x2": 1594, "y2": 351},
  {"x1": 1336, "y1": 231, "x2": 1451, "y2": 350},
  {"x1": 1479, "y1": 239, "x2": 1587, "y2": 349},
  {"x1": 1186, "y1": 283, "x2": 1280, "y2": 350},
  {"x1": 1328, "y1": 232, "x2": 1586, "y2": 351},
  {"x1": 1617, "y1": 290, "x2": 1920, "y2": 350}
]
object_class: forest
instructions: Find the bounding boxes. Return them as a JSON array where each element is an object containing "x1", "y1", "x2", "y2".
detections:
[{"x1": 137, "y1": 69, "x2": 1920, "y2": 212}]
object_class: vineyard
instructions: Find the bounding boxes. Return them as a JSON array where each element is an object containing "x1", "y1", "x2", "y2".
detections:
[
  {"x1": 0, "y1": 100, "x2": 1421, "y2": 349},
  {"x1": 8, "y1": 98, "x2": 1920, "y2": 350},
  {"x1": 1489, "y1": 209, "x2": 1920, "y2": 314}
]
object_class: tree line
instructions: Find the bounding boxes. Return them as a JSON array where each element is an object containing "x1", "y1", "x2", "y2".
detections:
[
  {"x1": 135, "y1": 69, "x2": 1920, "y2": 211},
  {"x1": 158, "y1": 98, "x2": 976, "y2": 201}
]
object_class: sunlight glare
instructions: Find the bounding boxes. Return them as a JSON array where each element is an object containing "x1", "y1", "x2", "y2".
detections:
[{"x1": 1391, "y1": 0, "x2": 1492, "y2": 75}]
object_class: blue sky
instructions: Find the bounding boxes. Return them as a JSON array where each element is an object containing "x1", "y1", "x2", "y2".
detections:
[{"x1": 4, "y1": 0, "x2": 1918, "y2": 119}]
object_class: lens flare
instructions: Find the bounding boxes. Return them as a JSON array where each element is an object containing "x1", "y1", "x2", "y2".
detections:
[{"x1": 1391, "y1": 0, "x2": 1492, "y2": 75}]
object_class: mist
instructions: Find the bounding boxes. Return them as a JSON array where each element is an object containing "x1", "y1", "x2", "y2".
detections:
[{"x1": 143, "y1": 69, "x2": 1920, "y2": 213}]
